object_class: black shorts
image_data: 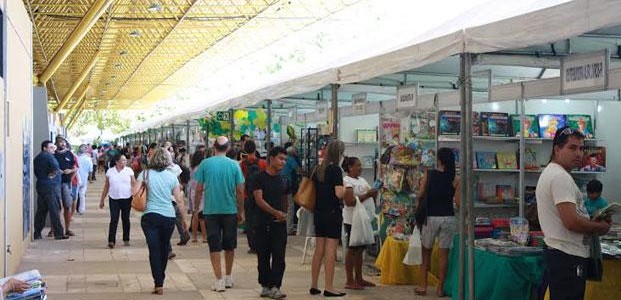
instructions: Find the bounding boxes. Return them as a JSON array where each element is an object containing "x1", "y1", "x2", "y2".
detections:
[
  {"x1": 314, "y1": 210, "x2": 342, "y2": 239},
  {"x1": 544, "y1": 247, "x2": 588, "y2": 300},
  {"x1": 205, "y1": 214, "x2": 238, "y2": 252},
  {"x1": 344, "y1": 224, "x2": 366, "y2": 250}
]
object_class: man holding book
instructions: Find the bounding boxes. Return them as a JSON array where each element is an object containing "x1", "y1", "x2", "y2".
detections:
[{"x1": 536, "y1": 126, "x2": 611, "y2": 300}]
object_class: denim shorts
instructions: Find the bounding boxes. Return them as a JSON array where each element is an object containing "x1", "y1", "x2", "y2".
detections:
[
  {"x1": 205, "y1": 214, "x2": 238, "y2": 252},
  {"x1": 60, "y1": 183, "x2": 75, "y2": 209}
]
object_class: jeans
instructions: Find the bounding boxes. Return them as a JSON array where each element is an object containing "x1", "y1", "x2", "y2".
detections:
[
  {"x1": 254, "y1": 222, "x2": 287, "y2": 288},
  {"x1": 141, "y1": 213, "x2": 176, "y2": 287},
  {"x1": 544, "y1": 247, "x2": 588, "y2": 300},
  {"x1": 108, "y1": 197, "x2": 132, "y2": 244},
  {"x1": 34, "y1": 185, "x2": 64, "y2": 238},
  {"x1": 244, "y1": 198, "x2": 256, "y2": 250}
]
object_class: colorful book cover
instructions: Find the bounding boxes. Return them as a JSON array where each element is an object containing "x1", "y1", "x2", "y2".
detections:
[
  {"x1": 538, "y1": 114, "x2": 567, "y2": 139},
  {"x1": 479, "y1": 112, "x2": 490, "y2": 136},
  {"x1": 472, "y1": 112, "x2": 481, "y2": 136},
  {"x1": 410, "y1": 111, "x2": 437, "y2": 140},
  {"x1": 510, "y1": 114, "x2": 539, "y2": 138},
  {"x1": 523, "y1": 147, "x2": 539, "y2": 170},
  {"x1": 381, "y1": 118, "x2": 401, "y2": 147},
  {"x1": 476, "y1": 152, "x2": 497, "y2": 169},
  {"x1": 439, "y1": 110, "x2": 461, "y2": 135},
  {"x1": 566, "y1": 114, "x2": 594, "y2": 138},
  {"x1": 477, "y1": 182, "x2": 497, "y2": 202},
  {"x1": 496, "y1": 185, "x2": 515, "y2": 203},
  {"x1": 580, "y1": 146, "x2": 606, "y2": 172},
  {"x1": 485, "y1": 112, "x2": 510, "y2": 136},
  {"x1": 496, "y1": 152, "x2": 517, "y2": 169}
]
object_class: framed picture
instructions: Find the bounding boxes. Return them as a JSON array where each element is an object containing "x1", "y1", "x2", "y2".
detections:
[{"x1": 356, "y1": 129, "x2": 377, "y2": 143}]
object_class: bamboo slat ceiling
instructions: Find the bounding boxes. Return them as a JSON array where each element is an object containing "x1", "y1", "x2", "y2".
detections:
[{"x1": 25, "y1": 0, "x2": 278, "y2": 110}]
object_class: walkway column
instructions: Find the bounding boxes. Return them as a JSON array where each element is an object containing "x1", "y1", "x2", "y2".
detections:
[
  {"x1": 266, "y1": 100, "x2": 272, "y2": 149},
  {"x1": 330, "y1": 84, "x2": 339, "y2": 139}
]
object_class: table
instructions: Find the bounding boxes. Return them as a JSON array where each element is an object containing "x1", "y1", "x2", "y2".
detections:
[
  {"x1": 374, "y1": 236, "x2": 440, "y2": 285},
  {"x1": 444, "y1": 237, "x2": 544, "y2": 300}
]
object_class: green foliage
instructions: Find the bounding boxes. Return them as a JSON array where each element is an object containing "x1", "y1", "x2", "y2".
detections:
[{"x1": 73, "y1": 110, "x2": 130, "y2": 135}]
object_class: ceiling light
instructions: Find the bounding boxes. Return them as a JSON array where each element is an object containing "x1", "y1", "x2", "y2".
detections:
[
  {"x1": 147, "y1": 3, "x2": 162, "y2": 13},
  {"x1": 129, "y1": 30, "x2": 141, "y2": 37}
]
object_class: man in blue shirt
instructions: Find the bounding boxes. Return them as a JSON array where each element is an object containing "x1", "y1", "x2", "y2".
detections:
[
  {"x1": 33, "y1": 140, "x2": 68, "y2": 240},
  {"x1": 194, "y1": 136, "x2": 245, "y2": 292}
]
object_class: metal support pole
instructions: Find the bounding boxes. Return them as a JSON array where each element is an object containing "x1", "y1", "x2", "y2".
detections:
[
  {"x1": 266, "y1": 100, "x2": 273, "y2": 148},
  {"x1": 519, "y1": 98, "x2": 526, "y2": 218},
  {"x1": 331, "y1": 84, "x2": 339, "y2": 139},
  {"x1": 186, "y1": 120, "x2": 191, "y2": 152},
  {"x1": 458, "y1": 52, "x2": 475, "y2": 300}
]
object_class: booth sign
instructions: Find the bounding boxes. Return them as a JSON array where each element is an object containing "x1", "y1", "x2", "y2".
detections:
[
  {"x1": 352, "y1": 92, "x2": 367, "y2": 115},
  {"x1": 215, "y1": 111, "x2": 231, "y2": 122},
  {"x1": 397, "y1": 85, "x2": 418, "y2": 110},
  {"x1": 561, "y1": 49, "x2": 609, "y2": 95}
]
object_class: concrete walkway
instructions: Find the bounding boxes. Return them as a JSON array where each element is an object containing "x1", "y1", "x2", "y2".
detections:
[{"x1": 18, "y1": 175, "x2": 436, "y2": 299}]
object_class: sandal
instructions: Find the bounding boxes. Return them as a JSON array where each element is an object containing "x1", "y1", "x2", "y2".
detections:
[
  {"x1": 152, "y1": 287, "x2": 163, "y2": 295},
  {"x1": 358, "y1": 280, "x2": 376, "y2": 287},
  {"x1": 414, "y1": 287, "x2": 427, "y2": 296},
  {"x1": 65, "y1": 230, "x2": 75, "y2": 237}
]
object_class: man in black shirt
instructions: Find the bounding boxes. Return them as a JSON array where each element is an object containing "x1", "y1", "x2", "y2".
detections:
[
  {"x1": 33, "y1": 140, "x2": 68, "y2": 240},
  {"x1": 54, "y1": 135, "x2": 78, "y2": 237},
  {"x1": 251, "y1": 146, "x2": 288, "y2": 299}
]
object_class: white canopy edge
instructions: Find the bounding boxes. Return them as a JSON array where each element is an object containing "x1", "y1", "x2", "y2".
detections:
[{"x1": 137, "y1": 0, "x2": 621, "y2": 130}]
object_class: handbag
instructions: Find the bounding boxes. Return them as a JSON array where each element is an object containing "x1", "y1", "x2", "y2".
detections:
[
  {"x1": 414, "y1": 170, "x2": 432, "y2": 230},
  {"x1": 131, "y1": 170, "x2": 148, "y2": 212},
  {"x1": 294, "y1": 167, "x2": 317, "y2": 212}
]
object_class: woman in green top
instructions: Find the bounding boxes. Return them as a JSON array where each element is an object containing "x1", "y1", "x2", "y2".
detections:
[{"x1": 137, "y1": 148, "x2": 187, "y2": 295}]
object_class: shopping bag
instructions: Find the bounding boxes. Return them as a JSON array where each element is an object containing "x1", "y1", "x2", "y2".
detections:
[
  {"x1": 403, "y1": 226, "x2": 422, "y2": 265},
  {"x1": 131, "y1": 170, "x2": 148, "y2": 212},
  {"x1": 294, "y1": 168, "x2": 316, "y2": 212},
  {"x1": 296, "y1": 208, "x2": 315, "y2": 237},
  {"x1": 350, "y1": 198, "x2": 375, "y2": 247}
]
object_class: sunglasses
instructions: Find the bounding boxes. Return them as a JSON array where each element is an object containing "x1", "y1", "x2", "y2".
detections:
[{"x1": 553, "y1": 126, "x2": 585, "y2": 145}]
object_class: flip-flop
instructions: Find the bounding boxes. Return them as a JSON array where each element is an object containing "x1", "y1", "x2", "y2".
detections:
[{"x1": 414, "y1": 287, "x2": 427, "y2": 296}]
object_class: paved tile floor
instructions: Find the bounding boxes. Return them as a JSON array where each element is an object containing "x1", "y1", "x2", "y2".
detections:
[{"x1": 19, "y1": 175, "x2": 439, "y2": 299}]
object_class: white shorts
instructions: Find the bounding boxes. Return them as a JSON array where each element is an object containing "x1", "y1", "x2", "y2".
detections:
[{"x1": 421, "y1": 216, "x2": 456, "y2": 249}]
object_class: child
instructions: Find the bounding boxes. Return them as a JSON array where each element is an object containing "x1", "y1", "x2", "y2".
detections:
[{"x1": 585, "y1": 179, "x2": 608, "y2": 218}]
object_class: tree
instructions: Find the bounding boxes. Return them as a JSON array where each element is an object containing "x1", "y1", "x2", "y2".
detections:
[{"x1": 71, "y1": 110, "x2": 131, "y2": 137}]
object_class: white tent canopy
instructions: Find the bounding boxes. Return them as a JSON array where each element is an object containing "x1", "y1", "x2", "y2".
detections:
[{"x1": 132, "y1": 0, "x2": 621, "y2": 130}]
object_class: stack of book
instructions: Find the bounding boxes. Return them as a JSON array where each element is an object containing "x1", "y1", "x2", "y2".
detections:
[{"x1": 0, "y1": 270, "x2": 47, "y2": 300}]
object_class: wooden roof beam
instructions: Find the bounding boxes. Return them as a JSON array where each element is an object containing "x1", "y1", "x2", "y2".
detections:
[{"x1": 38, "y1": 0, "x2": 114, "y2": 85}]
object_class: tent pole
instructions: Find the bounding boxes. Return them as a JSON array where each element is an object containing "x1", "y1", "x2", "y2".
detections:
[
  {"x1": 519, "y1": 98, "x2": 526, "y2": 218},
  {"x1": 267, "y1": 99, "x2": 273, "y2": 149},
  {"x1": 331, "y1": 84, "x2": 339, "y2": 139}
]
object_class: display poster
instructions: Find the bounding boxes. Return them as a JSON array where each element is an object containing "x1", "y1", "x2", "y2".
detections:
[
  {"x1": 396, "y1": 85, "x2": 418, "y2": 111},
  {"x1": 351, "y1": 93, "x2": 367, "y2": 115},
  {"x1": 561, "y1": 49, "x2": 609, "y2": 95},
  {"x1": 380, "y1": 118, "x2": 401, "y2": 148},
  {"x1": 23, "y1": 118, "x2": 32, "y2": 239}
]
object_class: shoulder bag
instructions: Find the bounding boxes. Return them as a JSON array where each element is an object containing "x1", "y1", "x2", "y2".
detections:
[
  {"x1": 294, "y1": 167, "x2": 317, "y2": 212},
  {"x1": 131, "y1": 170, "x2": 149, "y2": 212}
]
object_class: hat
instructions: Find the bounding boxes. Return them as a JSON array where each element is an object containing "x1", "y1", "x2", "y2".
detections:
[{"x1": 55, "y1": 134, "x2": 67, "y2": 143}]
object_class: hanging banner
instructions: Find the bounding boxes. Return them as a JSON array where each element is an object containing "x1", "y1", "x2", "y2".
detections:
[
  {"x1": 561, "y1": 49, "x2": 609, "y2": 95},
  {"x1": 351, "y1": 92, "x2": 368, "y2": 115},
  {"x1": 396, "y1": 85, "x2": 418, "y2": 110}
]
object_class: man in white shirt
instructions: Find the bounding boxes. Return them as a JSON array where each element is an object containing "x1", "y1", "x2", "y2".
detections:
[
  {"x1": 536, "y1": 126, "x2": 610, "y2": 300},
  {"x1": 76, "y1": 145, "x2": 93, "y2": 214}
]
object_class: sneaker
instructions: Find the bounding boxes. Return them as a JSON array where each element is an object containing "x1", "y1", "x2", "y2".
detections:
[
  {"x1": 211, "y1": 279, "x2": 226, "y2": 292},
  {"x1": 224, "y1": 275, "x2": 233, "y2": 288},
  {"x1": 260, "y1": 286, "x2": 273, "y2": 298},
  {"x1": 123, "y1": 241, "x2": 131, "y2": 247},
  {"x1": 269, "y1": 287, "x2": 286, "y2": 299}
]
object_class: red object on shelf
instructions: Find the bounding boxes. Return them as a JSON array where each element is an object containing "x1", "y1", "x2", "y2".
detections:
[
  {"x1": 491, "y1": 218, "x2": 510, "y2": 229},
  {"x1": 475, "y1": 226, "x2": 494, "y2": 239}
]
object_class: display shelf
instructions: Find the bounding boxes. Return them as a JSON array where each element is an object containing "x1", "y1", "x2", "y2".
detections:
[
  {"x1": 474, "y1": 202, "x2": 519, "y2": 208},
  {"x1": 344, "y1": 142, "x2": 378, "y2": 146},
  {"x1": 439, "y1": 136, "x2": 603, "y2": 143},
  {"x1": 475, "y1": 169, "x2": 519, "y2": 173},
  {"x1": 571, "y1": 171, "x2": 606, "y2": 175}
]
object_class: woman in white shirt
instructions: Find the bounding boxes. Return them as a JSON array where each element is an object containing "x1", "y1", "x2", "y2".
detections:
[
  {"x1": 99, "y1": 155, "x2": 137, "y2": 249},
  {"x1": 342, "y1": 157, "x2": 377, "y2": 290}
]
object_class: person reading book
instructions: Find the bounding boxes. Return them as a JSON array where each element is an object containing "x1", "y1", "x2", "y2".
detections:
[
  {"x1": 585, "y1": 179, "x2": 608, "y2": 218},
  {"x1": 536, "y1": 126, "x2": 611, "y2": 300}
]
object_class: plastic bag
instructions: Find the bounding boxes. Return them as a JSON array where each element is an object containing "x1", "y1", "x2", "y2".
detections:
[
  {"x1": 350, "y1": 198, "x2": 375, "y2": 247},
  {"x1": 296, "y1": 208, "x2": 315, "y2": 237},
  {"x1": 403, "y1": 227, "x2": 422, "y2": 265}
]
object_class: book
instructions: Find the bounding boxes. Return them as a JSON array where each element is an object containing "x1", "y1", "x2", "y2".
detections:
[
  {"x1": 580, "y1": 146, "x2": 606, "y2": 172},
  {"x1": 485, "y1": 112, "x2": 510, "y2": 136},
  {"x1": 524, "y1": 186, "x2": 537, "y2": 205},
  {"x1": 496, "y1": 185, "x2": 515, "y2": 203},
  {"x1": 439, "y1": 110, "x2": 461, "y2": 135},
  {"x1": 477, "y1": 182, "x2": 497, "y2": 203},
  {"x1": 566, "y1": 114, "x2": 594, "y2": 138},
  {"x1": 538, "y1": 114, "x2": 567, "y2": 139},
  {"x1": 472, "y1": 112, "x2": 481, "y2": 136},
  {"x1": 476, "y1": 152, "x2": 497, "y2": 169},
  {"x1": 592, "y1": 203, "x2": 621, "y2": 221},
  {"x1": 496, "y1": 152, "x2": 517, "y2": 169},
  {"x1": 410, "y1": 111, "x2": 436, "y2": 140},
  {"x1": 523, "y1": 148, "x2": 539, "y2": 170},
  {"x1": 479, "y1": 112, "x2": 490, "y2": 136},
  {"x1": 381, "y1": 118, "x2": 401, "y2": 147},
  {"x1": 510, "y1": 114, "x2": 539, "y2": 138}
]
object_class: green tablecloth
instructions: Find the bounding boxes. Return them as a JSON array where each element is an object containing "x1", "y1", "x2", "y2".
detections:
[{"x1": 444, "y1": 236, "x2": 544, "y2": 300}]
